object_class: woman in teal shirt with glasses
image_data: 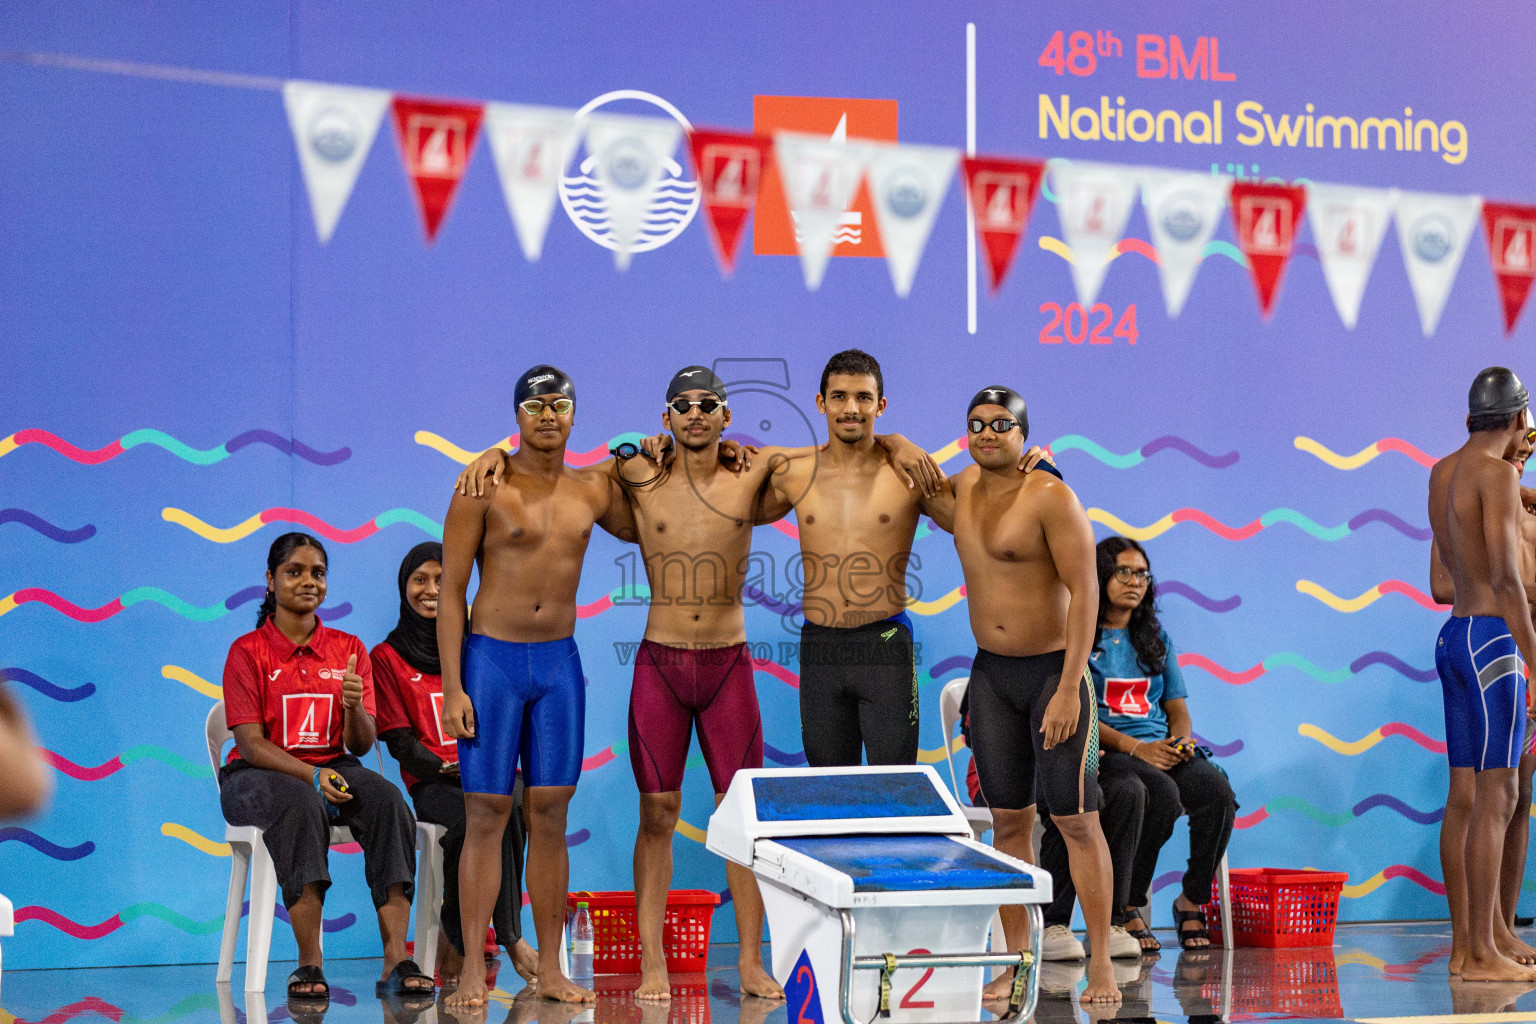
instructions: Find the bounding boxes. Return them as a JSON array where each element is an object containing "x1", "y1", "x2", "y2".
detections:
[{"x1": 1090, "y1": 536, "x2": 1237, "y2": 952}]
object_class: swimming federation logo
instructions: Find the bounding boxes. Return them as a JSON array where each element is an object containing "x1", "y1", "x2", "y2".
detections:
[
  {"x1": 308, "y1": 107, "x2": 359, "y2": 163},
  {"x1": 558, "y1": 90, "x2": 700, "y2": 254},
  {"x1": 883, "y1": 170, "x2": 928, "y2": 219},
  {"x1": 1157, "y1": 192, "x2": 1205, "y2": 243},
  {"x1": 1410, "y1": 213, "x2": 1454, "y2": 263}
]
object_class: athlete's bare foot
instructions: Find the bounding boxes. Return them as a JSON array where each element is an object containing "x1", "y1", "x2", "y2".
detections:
[
  {"x1": 1496, "y1": 928, "x2": 1536, "y2": 965},
  {"x1": 739, "y1": 959, "x2": 785, "y2": 999},
  {"x1": 1080, "y1": 954, "x2": 1122, "y2": 1005},
  {"x1": 1451, "y1": 947, "x2": 1466, "y2": 975},
  {"x1": 1450, "y1": 975, "x2": 1536, "y2": 1013},
  {"x1": 635, "y1": 961, "x2": 672, "y2": 1001},
  {"x1": 538, "y1": 971, "x2": 596, "y2": 1003},
  {"x1": 1458, "y1": 951, "x2": 1536, "y2": 982},
  {"x1": 981, "y1": 969, "x2": 1017, "y2": 1002},
  {"x1": 439, "y1": 937, "x2": 466, "y2": 988},
  {"x1": 446, "y1": 955, "x2": 490, "y2": 1006},
  {"x1": 510, "y1": 939, "x2": 539, "y2": 985}
]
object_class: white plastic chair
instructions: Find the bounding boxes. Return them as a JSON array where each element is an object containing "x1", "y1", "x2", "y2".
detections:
[
  {"x1": 938, "y1": 677, "x2": 993, "y2": 840},
  {"x1": 207, "y1": 701, "x2": 356, "y2": 992},
  {"x1": 413, "y1": 821, "x2": 446, "y2": 968},
  {"x1": 0, "y1": 889, "x2": 12, "y2": 998}
]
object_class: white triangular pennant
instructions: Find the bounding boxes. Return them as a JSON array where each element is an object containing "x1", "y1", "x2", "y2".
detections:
[
  {"x1": 774, "y1": 131, "x2": 874, "y2": 291},
  {"x1": 1395, "y1": 190, "x2": 1482, "y2": 337},
  {"x1": 283, "y1": 81, "x2": 391, "y2": 243},
  {"x1": 1307, "y1": 183, "x2": 1396, "y2": 329},
  {"x1": 581, "y1": 113, "x2": 683, "y2": 271},
  {"x1": 1051, "y1": 160, "x2": 1139, "y2": 306},
  {"x1": 867, "y1": 142, "x2": 959, "y2": 297},
  {"x1": 1140, "y1": 170, "x2": 1231, "y2": 317},
  {"x1": 483, "y1": 103, "x2": 581, "y2": 262}
]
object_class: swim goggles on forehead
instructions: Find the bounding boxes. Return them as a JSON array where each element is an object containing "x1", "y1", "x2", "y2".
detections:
[
  {"x1": 668, "y1": 397, "x2": 726, "y2": 415},
  {"x1": 519, "y1": 397, "x2": 573, "y2": 416},
  {"x1": 968, "y1": 417, "x2": 1019, "y2": 434}
]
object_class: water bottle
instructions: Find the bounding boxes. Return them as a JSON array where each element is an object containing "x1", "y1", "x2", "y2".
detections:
[{"x1": 571, "y1": 901, "x2": 594, "y2": 983}]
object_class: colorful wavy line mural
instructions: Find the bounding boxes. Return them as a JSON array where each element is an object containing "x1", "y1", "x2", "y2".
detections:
[
  {"x1": 0, "y1": 508, "x2": 96, "y2": 543},
  {"x1": 1235, "y1": 794, "x2": 1444, "y2": 830},
  {"x1": 14, "y1": 901, "x2": 355, "y2": 939},
  {"x1": 1038, "y1": 235, "x2": 1249, "y2": 269},
  {"x1": 161, "y1": 665, "x2": 220, "y2": 699},
  {"x1": 1295, "y1": 436, "x2": 1438, "y2": 470},
  {"x1": 0, "y1": 827, "x2": 95, "y2": 861},
  {"x1": 1089, "y1": 507, "x2": 1430, "y2": 542},
  {"x1": 0, "y1": 587, "x2": 350, "y2": 623},
  {"x1": 1296, "y1": 579, "x2": 1448, "y2": 613},
  {"x1": 1, "y1": 667, "x2": 97, "y2": 701},
  {"x1": 0, "y1": 428, "x2": 349, "y2": 466},
  {"x1": 41, "y1": 745, "x2": 213, "y2": 781},
  {"x1": 927, "y1": 433, "x2": 1237, "y2": 470},
  {"x1": 1178, "y1": 651, "x2": 1437, "y2": 685},
  {"x1": 414, "y1": 430, "x2": 643, "y2": 467},
  {"x1": 1298, "y1": 722, "x2": 1447, "y2": 756},
  {"x1": 163, "y1": 506, "x2": 442, "y2": 544}
]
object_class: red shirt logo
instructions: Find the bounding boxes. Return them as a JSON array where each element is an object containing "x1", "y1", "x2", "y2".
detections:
[
  {"x1": 430, "y1": 691, "x2": 451, "y2": 747},
  {"x1": 282, "y1": 693, "x2": 335, "y2": 749},
  {"x1": 1104, "y1": 677, "x2": 1151, "y2": 717}
]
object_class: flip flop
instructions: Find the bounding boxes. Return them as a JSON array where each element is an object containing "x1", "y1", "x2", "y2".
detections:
[
  {"x1": 1172, "y1": 899, "x2": 1211, "y2": 950},
  {"x1": 1123, "y1": 909, "x2": 1161, "y2": 951},
  {"x1": 377, "y1": 957, "x2": 436, "y2": 996},
  {"x1": 287, "y1": 964, "x2": 330, "y2": 999}
]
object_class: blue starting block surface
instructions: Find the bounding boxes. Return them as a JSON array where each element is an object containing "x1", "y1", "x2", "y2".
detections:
[
  {"x1": 751, "y1": 773, "x2": 951, "y2": 822},
  {"x1": 776, "y1": 834, "x2": 1038, "y2": 893}
]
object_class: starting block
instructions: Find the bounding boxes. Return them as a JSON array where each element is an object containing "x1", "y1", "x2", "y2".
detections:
[{"x1": 707, "y1": 766, "x2": 1049, "y2": 1024}]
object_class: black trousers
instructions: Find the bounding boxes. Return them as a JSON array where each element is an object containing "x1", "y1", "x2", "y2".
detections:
[
  {"x1": 799, "y1": 618, "x2": 919, "y2": 766},
  {"x1": 411, "y1": 775, "x2": 527, "y2": 954},
  {"x1": 219, "y1": 755, "x2": 416, "y2": 910},
  {"x1": 1038, "y1": 765, "x2": 1145, "y2": 927},
  {"x1": 1099, "y1": 750, "x2": 1237, "y2": 907}
]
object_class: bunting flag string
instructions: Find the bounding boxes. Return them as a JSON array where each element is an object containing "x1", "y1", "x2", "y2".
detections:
[{"x1": 271, "y1": 76, "x2": 1534, "y2": 331}]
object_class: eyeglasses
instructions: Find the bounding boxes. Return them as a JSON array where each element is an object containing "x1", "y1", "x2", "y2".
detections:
[
  {"x1": 1112, "y1": 567, "x2": 1153, "y2": 585},
  {"x1": 519, "y1": 397, "x2": 573, "y2": 416},
  {"x1": 668, "y1": 397, "x2": 726, "y2": 415},
  {"x1": 969, "y1": 417, "x2": 1019, "y2": 434}
]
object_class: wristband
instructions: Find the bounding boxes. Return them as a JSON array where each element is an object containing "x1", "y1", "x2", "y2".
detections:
[{"x1": 1130, "y1": 740, "x2": 1143, "y2": 758}]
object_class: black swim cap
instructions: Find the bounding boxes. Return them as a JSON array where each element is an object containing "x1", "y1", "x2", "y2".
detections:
[
  {"x1": 968, "y1": 386, "x2": 1029, "y2": 440},
  {"x1": 514, "y1": 365, "x2": 575, "y2": 407},
  {"x1": 1469, "y1": 367, "x2": 1529, "y2": 418},
  {"x1": 666, "y1": 365, "x2": 728, "y2": 403}
]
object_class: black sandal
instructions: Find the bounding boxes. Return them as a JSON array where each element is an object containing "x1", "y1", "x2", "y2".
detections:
[
  {"x1": 377, "y1": 957, "x2": 435, "y2": 996},
  {"x1": 1123, "y1": 909, "x2": 1161, "y2": 952},
  {"x1": 287, "y1": 963, "x2": 330, "y2": 999},
  {"x1": 1172, "y1": 899, "x2": 1211, "y2": 950}
]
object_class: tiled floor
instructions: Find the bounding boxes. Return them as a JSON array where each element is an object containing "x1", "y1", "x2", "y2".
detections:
[{"x1": 4, "y1": 923, "x2": 1536, "y2": 1024}]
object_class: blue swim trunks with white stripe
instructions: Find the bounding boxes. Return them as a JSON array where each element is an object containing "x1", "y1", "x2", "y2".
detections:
[{"x1": 1436, "y1": 615, "x2": 1528, "y2": 771}]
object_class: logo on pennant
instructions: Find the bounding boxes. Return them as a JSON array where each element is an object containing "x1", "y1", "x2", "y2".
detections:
[
  {"x1": 688, "y1": 129, "x2": 772, "y2": 276},
  {"x1": 556, "y1": 91, "x2": 699, "y2": 266},
  {"x1": 1307, "y1": 183, "x2": 1396, "y2": 330},
  {"x1": 1229, "y1": 182, "x2": 1307, "y2": 319},
  {"x1": 484, "y1": 103, "x2": 581, "y2": 262},
  {"x1": 774, "y1": 132, "x2": 874, "y2": 291},
  {"x1": 1395, "y1": 190, "x2": 1481, "y2": 338},
  {"x1": 391, "y1": 96, "x2": 484, "y2": 242},
  {"x1": 1140, "y1": 170, "x2": 1230, "y2": 317},
  {"x1": 283, "y1": 81, "x2": 392, "y2": 244},
  {"x1": 962, "y1": 156, "x2": 1045, "y2": 294},
  {"x1": 867, "y1": 142, "x2": 958, "y2": 297},
  {"x1": 752, "y1": 96, "x2": 897, "y2": 258},
  {"x1": 1051, "y1": 161, "x2": 1139, "y2": 307},
  {"x1": 1483, "y1": 202, "x2": 1536, "y2": 335}
]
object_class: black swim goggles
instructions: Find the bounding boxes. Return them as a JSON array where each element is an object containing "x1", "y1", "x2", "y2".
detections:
[
  {"x1": 668, "y1": 397, "x2": 726, "y2": 415},
  {"x1": 968, "y1": 417, "x2": 1019, "y2": 434},
  {"x1": 519, "y1": 397, "x2": 573, "y2": 416}
]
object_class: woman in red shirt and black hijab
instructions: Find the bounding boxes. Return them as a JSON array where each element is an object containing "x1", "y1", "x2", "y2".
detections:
[
  {"x1": 373, "y1": 541, "x2": 538, "y2": 987},
  {"x1": 219, "y1": 532, "x2": 431, "y2": 1001}
]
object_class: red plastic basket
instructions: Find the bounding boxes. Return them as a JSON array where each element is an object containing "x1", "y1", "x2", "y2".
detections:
[
  {"x1": 568, "y1": 889, "x2": 720, "y2": 974},
  {"x1": 1204, "y1": 868, "x2": 1347, "y2": 948}
]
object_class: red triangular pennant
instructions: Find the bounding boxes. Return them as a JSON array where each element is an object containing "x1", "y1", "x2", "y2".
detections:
[
  {"x1": 687, "y1": 129, "x2": 772, "y2": 277},
  {"x1": 961, "y1": 156, "x2": 1044, "y2": 293},
  {"x1": 1229, "y1": 182, "x2": 1307, "y2": 319},
  {"x1": 1482, "y1": 201, "x2": 1536, "y2": 335},
  {"x1": 391, "y1": 96, "x2": 484, "y2": 242}
]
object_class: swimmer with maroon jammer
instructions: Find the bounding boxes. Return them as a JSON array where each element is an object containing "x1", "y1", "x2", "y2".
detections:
[
  {"x1": 1428, "y1": 367, "x2": 1536, "y2": 983},
  {"x1": 438, "y1": 366, "x2": 638, "y2": 1007},
  {"x1": 949, "y1": 387, "x2": 1120, "y2": 1006}
]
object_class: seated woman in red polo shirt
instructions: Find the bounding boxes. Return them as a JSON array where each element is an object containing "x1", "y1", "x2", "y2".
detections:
[
  {"x1": 373, "y1": 542, "x2": 538, "y2": 986},
  {"x1": 219, "y1": 532, "x2": 431, "y2": 1001}
]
